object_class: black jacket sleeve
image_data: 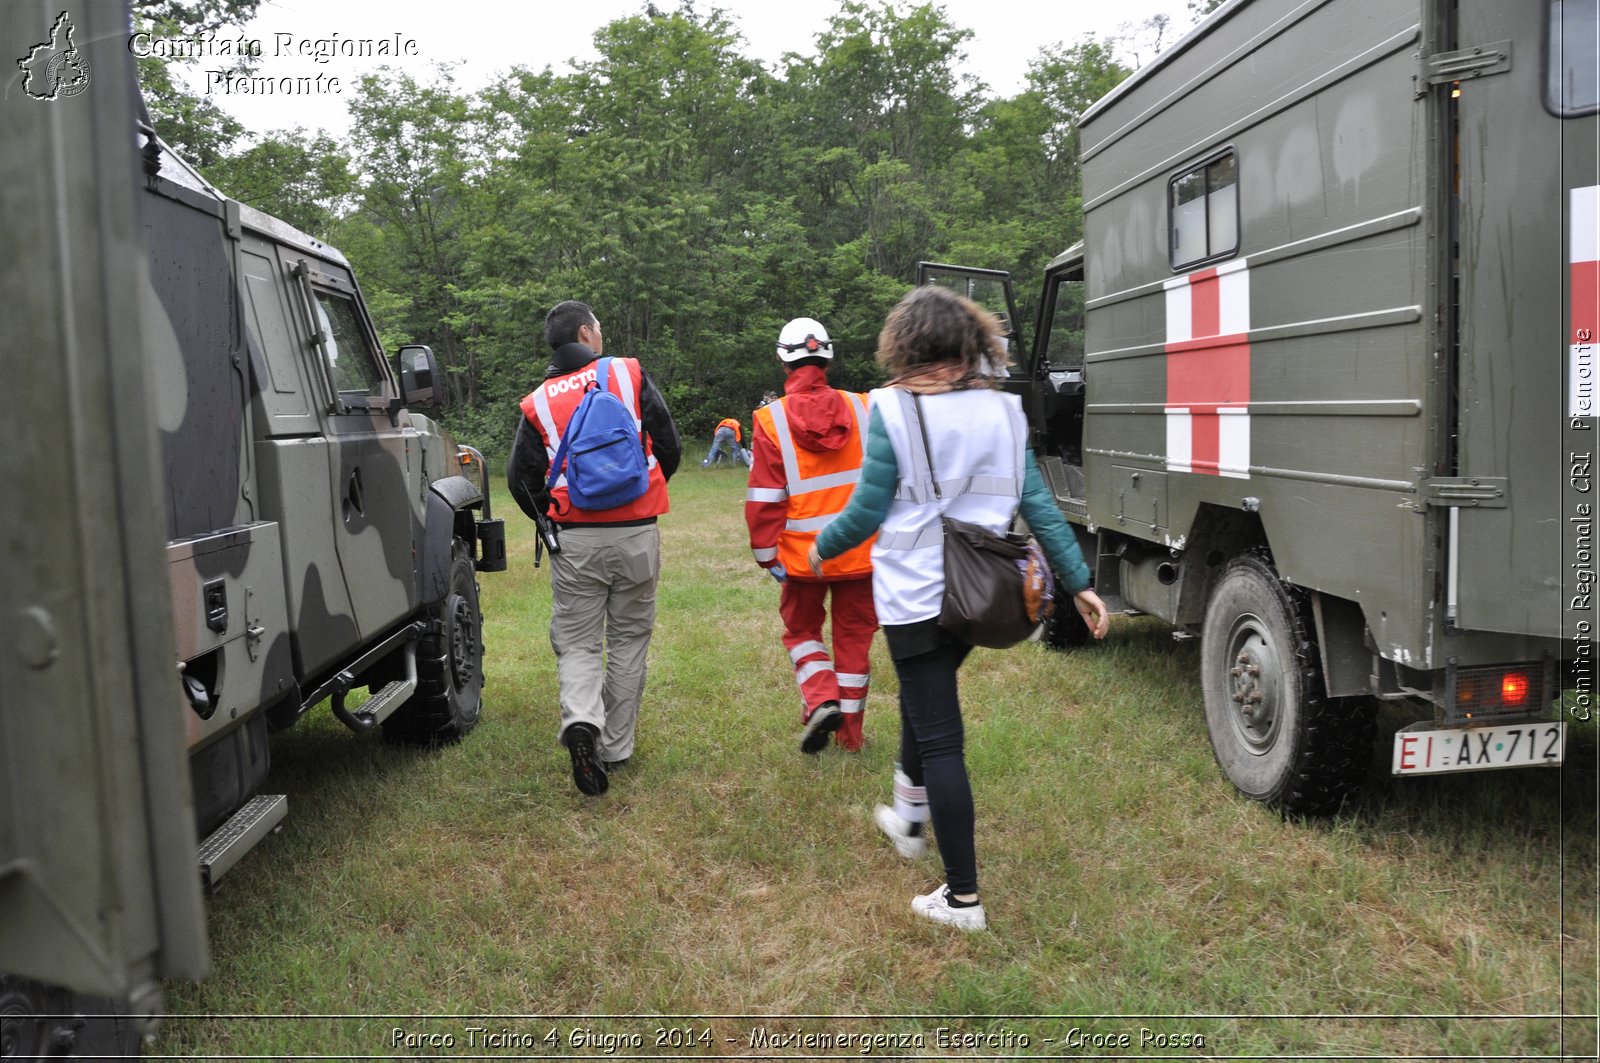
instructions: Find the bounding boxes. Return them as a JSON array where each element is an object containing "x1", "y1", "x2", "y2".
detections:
[
  {"x1": 506, "y1": 414, "x2": 551, "y2": 521},
  {"x1": 639, "y1": 369, "x2": 681, "y2": 481}
]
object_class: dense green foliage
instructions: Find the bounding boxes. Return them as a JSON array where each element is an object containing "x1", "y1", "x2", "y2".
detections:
[{"x1": 151, "y1": 2, "x2": 1137, "y2": 453}]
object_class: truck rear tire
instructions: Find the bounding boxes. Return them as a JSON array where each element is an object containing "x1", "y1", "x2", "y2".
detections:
[
  {"x1": 1200, "y1": 555, "x2": 1373, "y2": 815},
  {"x1": 382, "y1": 539, "x2": 483, "y2": 744},
  {"x1": 1045, "y1": 593, "x2": 1093, "y2": 649},
  {"x1": 0, "y1": 974, "x2": 141, "y2": 1061}
]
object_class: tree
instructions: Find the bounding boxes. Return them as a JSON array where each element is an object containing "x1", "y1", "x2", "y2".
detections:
[
  {"x1": 131, "y1": 0, "x2": 260, "y2": 169},
  {"x1": 776, "y1": 2, "x2": 980, "y2": 282},
  {"x1": 343, "y1": 67, "x2": 482, "y2": 406},
  {"x1": 154, "y1": 2, "x2": 1140, "y2": 456},
  {"x1": 459, "y1": 4, "x2": 802, "y2": 434},
  {"x1": 205, "y1": 129, "x2": 354, "y2": 240}
]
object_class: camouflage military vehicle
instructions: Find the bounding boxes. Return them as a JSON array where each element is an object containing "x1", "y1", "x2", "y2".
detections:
[
  {"x1": 927, "y1": 0, "x2": 1595, "y2": 812},
  {"x1": 1, "y1": 2, "x2": 503, "y2": 1052}
]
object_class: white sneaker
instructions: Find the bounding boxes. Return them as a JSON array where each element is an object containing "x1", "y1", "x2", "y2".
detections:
[
  {"x1": 911, "y1": 886, "x2": 988, "y2": 931},
  {"x1": 874, "y1": 804, "x2": 927, "y2": 859}
]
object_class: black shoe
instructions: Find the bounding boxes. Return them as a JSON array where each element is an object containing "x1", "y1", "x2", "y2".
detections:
[
  {"x1": 603, "y1": 757, "x2": 629, "y2": 774},
  {"x1": 799, "y1": 702, "x2": 843, "y2": 754},
  {"x1": 567, "y1": 724, "x2": 608, "y2": 796}
]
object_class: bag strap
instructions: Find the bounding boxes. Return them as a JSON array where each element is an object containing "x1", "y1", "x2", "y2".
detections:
[
  {"x1": 602, "y1": 355, "x2": 650, "y2": 453},
  {"x1": 909, "y1": 390, "x2": 1025, "y2": 510},
  {"x1": 544, "y1": 359, "x2": 606, "y2": 493},
  {"x1": 909, "y1": 393, "x2": 942, "y2": 501}
]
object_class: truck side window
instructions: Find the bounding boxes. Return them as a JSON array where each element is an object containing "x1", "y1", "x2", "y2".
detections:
[
  {"x1": 1546, "y1": 0, "x2": 1599, "y2": 117},
  {"x1": 313, "y1": 291, "x2": 386, "y2": 403},
  {"x1": 1169, "y1": 150, "x2": 1239, "y2": 270}
]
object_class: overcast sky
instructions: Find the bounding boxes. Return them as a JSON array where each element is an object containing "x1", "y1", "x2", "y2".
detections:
[{"x1": 174, "y1": 0, "x2": 1203, "y2": 140}]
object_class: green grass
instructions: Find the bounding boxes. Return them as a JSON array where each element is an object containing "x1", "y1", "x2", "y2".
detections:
[{"x1": 155, "y1": 466, "x2": 1598, "y2": 1058}]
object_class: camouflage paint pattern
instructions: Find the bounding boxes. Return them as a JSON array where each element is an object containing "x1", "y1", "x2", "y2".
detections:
[{"x1": 146, "y1": 110, "x2": 481, "y2": 749}]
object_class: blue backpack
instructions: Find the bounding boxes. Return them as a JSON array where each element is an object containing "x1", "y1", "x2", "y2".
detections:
[{"x1": 546, "y1": 357, "x2": 651, "y2": 512}]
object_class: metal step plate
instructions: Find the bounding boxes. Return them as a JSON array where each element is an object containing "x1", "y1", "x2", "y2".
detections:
[
  {"x1": 198, "y1": 793, "x2": 287, "y2": 890},
  {"x1": 359, "y1": 673, "x2": 418, "y2": 727}
]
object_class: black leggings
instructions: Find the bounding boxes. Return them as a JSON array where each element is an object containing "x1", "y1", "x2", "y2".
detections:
[{"x1": 887, "y1": 623, "x2": 976, "y2": 895}]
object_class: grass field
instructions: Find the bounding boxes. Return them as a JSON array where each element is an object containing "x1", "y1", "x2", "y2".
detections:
[{"x1": 154, "y1": 463, "x2": 1598, "y2": 1059}]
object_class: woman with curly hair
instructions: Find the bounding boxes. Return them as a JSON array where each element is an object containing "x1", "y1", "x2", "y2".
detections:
[{"x1": 809, "y1": 285, "x2": 1110, "y2": 931}]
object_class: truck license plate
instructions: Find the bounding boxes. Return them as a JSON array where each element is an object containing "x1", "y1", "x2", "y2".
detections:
[{"x1": 1392, "y1": 721, "x2": 1565, "y2": 776}]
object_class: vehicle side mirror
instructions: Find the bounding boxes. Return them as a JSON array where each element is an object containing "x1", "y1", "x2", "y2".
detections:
[{"x1": 397, "y1": 345, "x2": 443, "y2": 409}]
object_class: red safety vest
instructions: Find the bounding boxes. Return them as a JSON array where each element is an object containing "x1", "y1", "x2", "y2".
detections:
[{"x1": 519, "y1": 356, "x2": 670, "y2": 523}]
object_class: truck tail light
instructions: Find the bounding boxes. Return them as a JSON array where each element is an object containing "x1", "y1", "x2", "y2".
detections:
[{"x1": 1446, "y1": 663, "x2": 1548, "y2": 723}]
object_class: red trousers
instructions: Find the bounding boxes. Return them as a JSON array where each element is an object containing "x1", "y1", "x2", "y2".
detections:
[{"x1": 779, "y1": 576, "x2": 877, "y2": 749}]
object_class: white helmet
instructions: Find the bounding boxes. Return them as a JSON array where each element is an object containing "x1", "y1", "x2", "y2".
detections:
[{"x1": 776, "y1": 317, "x2": 833, "y2": 362}]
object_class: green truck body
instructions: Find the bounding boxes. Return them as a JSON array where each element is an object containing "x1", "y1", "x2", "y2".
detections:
[{"x1": 929, "y1": 0, "x2": 1595, "y2": 811}]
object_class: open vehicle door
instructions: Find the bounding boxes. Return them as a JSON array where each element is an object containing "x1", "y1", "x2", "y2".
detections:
[
  {"x1": 916, "y1": 260, "x2": 1037, "y2": 411},
  {"x1": 1, "y1": 0, "x2": 209, "y2": 1049},
  {"x1": 916, "y1": 258, "x2": 1089, "y2": 499}
]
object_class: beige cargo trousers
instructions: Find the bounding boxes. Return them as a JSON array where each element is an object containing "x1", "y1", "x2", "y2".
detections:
[{"x1": 549, "y1": 523, "x2": 661, "y2": 764}]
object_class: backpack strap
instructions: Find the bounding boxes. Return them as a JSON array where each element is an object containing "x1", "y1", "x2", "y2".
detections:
[{"x1": 544, "y1": 358, "x2": 608, "y2": 495}]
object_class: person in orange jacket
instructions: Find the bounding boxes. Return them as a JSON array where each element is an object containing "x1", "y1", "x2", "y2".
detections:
[
  {"x1": 702, "y1": 416, "x2": 751, "y2": 468},
  {"x1": 745, "y1": 317, "x2": 878, "y2": 752}
]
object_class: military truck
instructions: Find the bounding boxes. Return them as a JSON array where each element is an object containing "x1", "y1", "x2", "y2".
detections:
[
  {"x1": 926, "y1": 0, "x2": 1595, "y2": 812},
  {"x1": 1, "y1": 3, "x2": 504, "y2": 1052}
]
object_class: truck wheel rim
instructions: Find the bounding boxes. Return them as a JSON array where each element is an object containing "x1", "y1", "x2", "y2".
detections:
[
  {"x1": 448, "y1": 594, "x2": 477, "y2": 690},
  {"x1": 1226, "y1": 612, "x2": 1284, "y2": 755}
]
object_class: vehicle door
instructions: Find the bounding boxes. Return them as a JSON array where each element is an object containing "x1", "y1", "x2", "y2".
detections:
[
  {"x1": 282, "y1": 253, "x2": 421, "y2": 643},
  {"x1": 916, "y1": 261, "x2": 1033, "y2": 407},
  {"x1": 1448, "y1": 0, "x2": 1598, "y2": 637},
  {"x1": 1031, "y1": 251, "x2": 1089, "y2": 504},
  {"x1": 917, "y1": 259, "x2": 1089, "y2": 504}
]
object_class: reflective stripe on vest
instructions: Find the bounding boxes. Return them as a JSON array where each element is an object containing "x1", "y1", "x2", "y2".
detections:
[
  {"x1": 885, "y1": 389, "x2": 1019, "y2": 508},
  {"x1": 519, "y1": 356, "x2": 669, "y2": 522},
  {"x1": 753, "y1": 390, "x2": 873, "y2": 578},
  {"x1": 764, "y1": 393, "x2": 869, "y2": 496},
  {"x1": 529, "y1": 360, "x2": 656, "y2": 488}
]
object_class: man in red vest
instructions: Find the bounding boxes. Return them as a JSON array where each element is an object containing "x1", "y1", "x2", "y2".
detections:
[
  {"x1": 746, "y1": 317, "x2": 878, "y2": 753},
  {"x1": 508, "y1": 301, "x2": 681, "y2": 796}
]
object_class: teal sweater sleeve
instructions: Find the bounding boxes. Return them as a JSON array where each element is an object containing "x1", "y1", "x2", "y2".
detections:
[
  {"x1": 816, "y1": 404, "x2": 1095, "y2": 596},
  {"x1": 1020, "y1": 456, "x2": 1092, "y2": 594},
  {"x1": 815, "y1": 406, "x2": 897, "y2": 557}
]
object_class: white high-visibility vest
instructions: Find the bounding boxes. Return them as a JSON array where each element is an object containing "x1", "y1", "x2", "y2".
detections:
[{"x1": 870, "y1": 387, "x2": 1026, "y2": 625}]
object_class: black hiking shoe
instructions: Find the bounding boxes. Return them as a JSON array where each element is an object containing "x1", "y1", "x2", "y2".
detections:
[
  {"x1": 799, "y1": 701, "x2": 843, "y2": 754},
  {"x1": 567, "y1": 723, "x2": 608, "y2": 796}
]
